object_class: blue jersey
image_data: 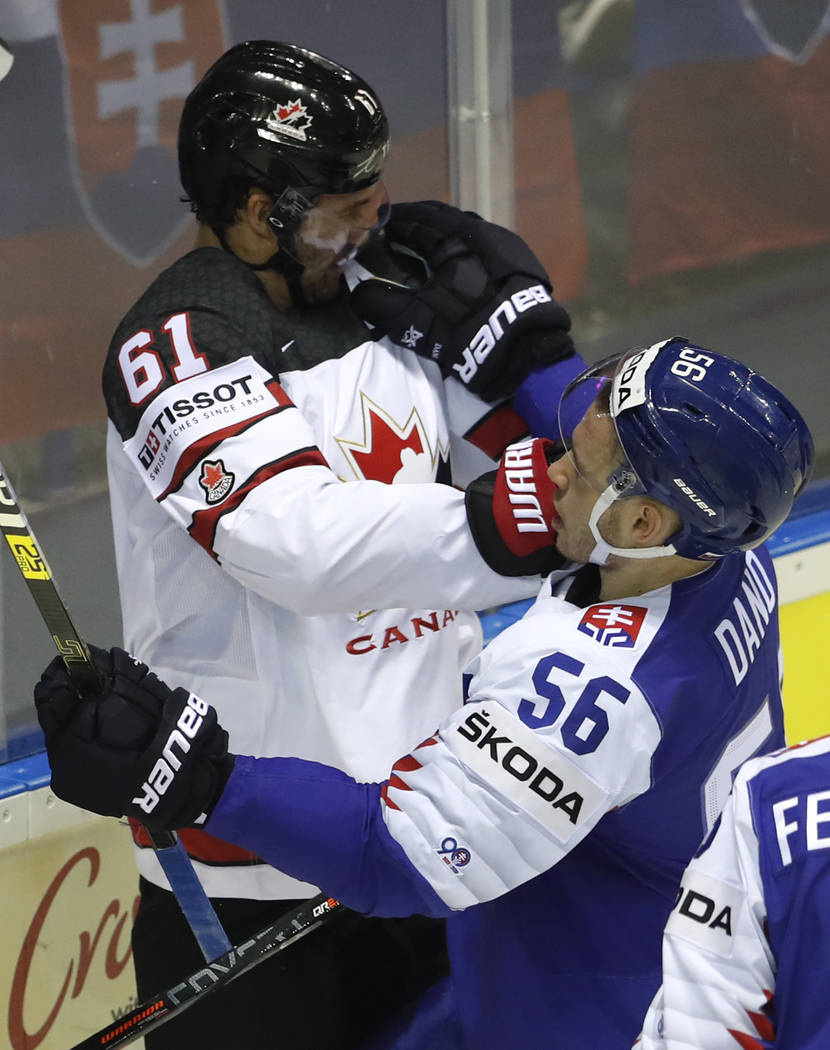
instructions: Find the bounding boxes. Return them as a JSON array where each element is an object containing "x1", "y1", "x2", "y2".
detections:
[
  {"x1": 206, "y1": 547, "x2": 785, "y2": 1048},
  {"x1": 640, "y1": 734, "x2": 830, "y2": 1050}
]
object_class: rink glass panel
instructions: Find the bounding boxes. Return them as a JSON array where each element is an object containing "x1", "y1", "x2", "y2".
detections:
[{"x1": 0, "y1": 0, "x2": 828, "y2": 758}]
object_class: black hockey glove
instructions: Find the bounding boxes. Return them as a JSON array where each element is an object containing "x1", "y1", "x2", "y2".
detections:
[
  {"x1": 466, "y1": 437, "x2": 567, "y2": 576},
  {"x1": 351, "y1": 200, "x2": 575, "y2": 402},
  {"x1": 34, "y1": 646, "x2": 234, "y2": 834}
]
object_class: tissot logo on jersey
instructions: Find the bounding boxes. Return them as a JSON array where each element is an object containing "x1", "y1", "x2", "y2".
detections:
[
  {"x1": 137, "y1": 375, "x2": 257, "y2": 471},
  {"x1": 578, "y1": 604, "x2": 647, "y2": 647},
  {"x1": 453, "y1": 286, "x2": 552, "y2": 385},
  {"x1": 450, "y1": 704, "x2": 606, "y2": 842},
  {"x1": 124, "y1": 358, "x2": 279, "y2": 499}
]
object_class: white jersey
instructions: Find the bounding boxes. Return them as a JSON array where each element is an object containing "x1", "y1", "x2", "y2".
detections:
[
  {"x1": 637, "y1": 734, "x2": 830, "y2": 1050},
  {"x1": 103, "y1": 244, "x2": 538, "y2": 899}
]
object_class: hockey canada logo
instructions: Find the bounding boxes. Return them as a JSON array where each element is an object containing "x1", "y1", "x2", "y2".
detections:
[
  {"x1": 261, "y1": 99, "x2": 313, "y2": 142},
  {"x1": 198, "y1": 459, "x2": 235, "y2": 504},
  {"x1": 577, "y1": 604, "x2": 647, "y2": 647}
]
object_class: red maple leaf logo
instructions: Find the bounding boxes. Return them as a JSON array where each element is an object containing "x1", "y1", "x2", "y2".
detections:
[
  {"x1": 351, "y1": 408, "x2": 425, "y2": 484},
  {"x1": 201, "y1": 462, "x2": 224, "y2": 488},
  {"x1": 198, "y1": 459, "x2": 235, "y2": 504},
  {"x1": 276, "y1": 100, "x2": 304, "y2": 122}
]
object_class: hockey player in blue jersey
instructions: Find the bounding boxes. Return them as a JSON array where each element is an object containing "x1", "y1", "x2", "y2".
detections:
[
  {"x1": 34, "y1": 337, "x2": 814, "y2": 1049},
  {"x1": 637, "y1": 733, "x2": 830, "y2": 1049}
]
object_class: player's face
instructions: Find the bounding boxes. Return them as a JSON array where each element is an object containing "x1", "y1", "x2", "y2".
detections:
[
  {"x1": 294, "y1": 181, "x2": 389, "y2": 303},
  {"x1": 547, "y1": 399, "x2": 626, "y2": 563}
]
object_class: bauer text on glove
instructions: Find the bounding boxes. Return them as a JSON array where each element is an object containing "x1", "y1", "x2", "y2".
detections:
[
  {"x1": 34, "y1": 645, "x2": 234, "y2": 833},
  {"x1": 351, "y1": 200, "x2": 575, "y2": 402}
]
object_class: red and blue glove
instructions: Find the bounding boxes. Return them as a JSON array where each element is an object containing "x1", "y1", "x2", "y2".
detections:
[{"x1": 465, "y1": 437, "x2": 565, "y2": 576}]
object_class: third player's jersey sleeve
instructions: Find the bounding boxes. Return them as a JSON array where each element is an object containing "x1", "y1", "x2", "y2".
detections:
[
  {"x1": 104, "y1": 252, "x2": 539, "y2": 615},
  {"x1": 638, "y1": 735, "x2": 830, "y2": 1050},
  {"x1": 636, "y1": 762, "x2": 774, "y2": 1050}
]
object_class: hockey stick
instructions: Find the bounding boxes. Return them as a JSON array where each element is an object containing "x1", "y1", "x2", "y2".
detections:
[
  {"x1": 69, "y1": 894, "x2": 344, "y2": 1049},
  {"x1": 0, "y1": 458, "x2": 232, "y2": 962}
]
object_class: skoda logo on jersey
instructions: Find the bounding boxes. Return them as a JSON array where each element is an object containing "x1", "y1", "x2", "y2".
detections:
[
  {"x1": 665, "y1": 870, "x2": 744, "y2": 958},
  {"x1": 59, "y1": 2, "x2": 220, "y2": 264},
  {"x1": 577, "y1": 604, "x2": 647, "y2": 648},
  {"x1": 198, "y1": 459, "x2": 235, "y2": 504}
]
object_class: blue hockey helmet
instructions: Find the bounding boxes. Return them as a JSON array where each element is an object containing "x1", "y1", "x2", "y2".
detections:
[{"x1": 557, "y1": 337, "x2": 814, "y2": 561}]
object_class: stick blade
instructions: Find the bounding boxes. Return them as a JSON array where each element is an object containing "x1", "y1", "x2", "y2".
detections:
[{"x1": 0, "y1": 38, "x2": 14, "y2": 83}]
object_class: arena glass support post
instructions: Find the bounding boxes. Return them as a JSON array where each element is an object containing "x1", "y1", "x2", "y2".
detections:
[{"x1": 447, "y1": 0, "x2": 516, "y2": 229}]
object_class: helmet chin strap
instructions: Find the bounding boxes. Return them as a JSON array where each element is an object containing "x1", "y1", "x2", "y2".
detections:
[{"x1": 587, "y1": 483, "x2": 678, "y2": 566}]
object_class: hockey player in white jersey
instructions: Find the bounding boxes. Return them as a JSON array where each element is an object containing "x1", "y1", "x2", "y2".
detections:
[
  {"x1": 637, "y1": 733, "x2": 830, "y2": 1050},
  {"x1": 101, "y1": 38, "x2": 580, "y2": 1049},
  {"x1": 37, "y1": 338, "x2": 813, "y2": 1048}
]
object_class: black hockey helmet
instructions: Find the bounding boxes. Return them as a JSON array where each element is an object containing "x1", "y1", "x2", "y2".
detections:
[{"x1": 178, "y1": 40, "x2": 389, "y2": 234}]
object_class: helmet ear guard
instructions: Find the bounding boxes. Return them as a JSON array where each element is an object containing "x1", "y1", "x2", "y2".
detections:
[{"x1": 267, "y1": 187, "x2": 317, "y2": 231}]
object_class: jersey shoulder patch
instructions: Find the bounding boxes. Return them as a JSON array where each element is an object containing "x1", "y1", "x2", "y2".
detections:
[{"x1": 576, "y1": 602, "x2": 649, "y2": 648}]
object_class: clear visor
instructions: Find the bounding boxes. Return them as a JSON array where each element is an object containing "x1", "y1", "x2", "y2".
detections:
[
  {"x1": 556, "y1": 352, "x2": 645, "y2": 497},
  {"x1": 556, "y1": 349, "x2": 679, "y2": 564},
  {"x1": 297, "y1": 181, "x2": 390, "y2": 266}
]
